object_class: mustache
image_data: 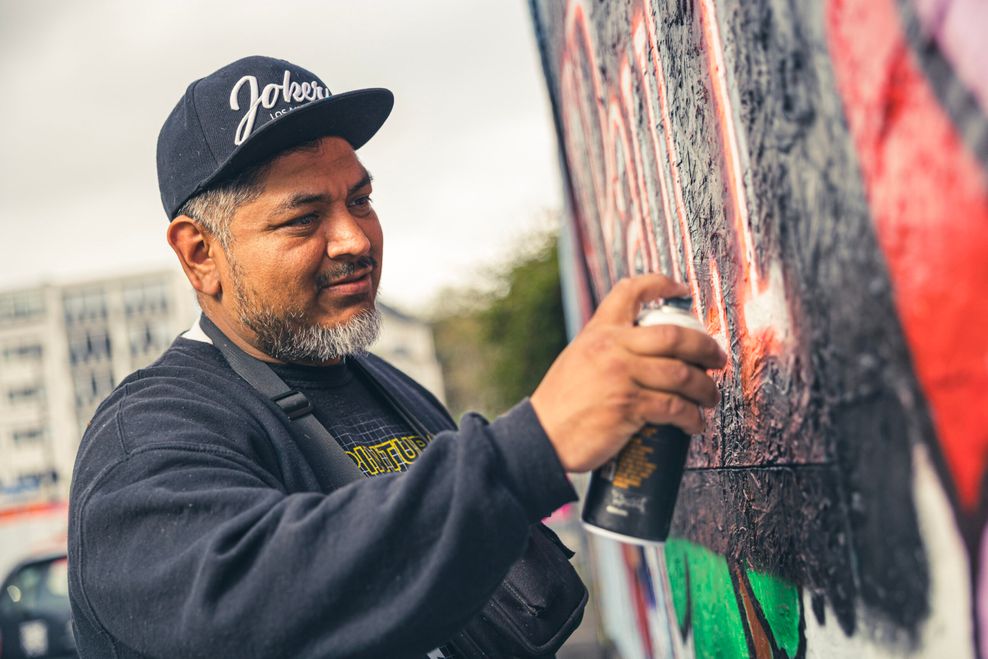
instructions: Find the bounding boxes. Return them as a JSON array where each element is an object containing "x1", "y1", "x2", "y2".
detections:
[{"x1": 315, "y1": 256, "x2": 377, "y2": 288}]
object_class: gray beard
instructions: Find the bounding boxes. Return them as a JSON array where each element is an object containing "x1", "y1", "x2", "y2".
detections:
[
  {"x1": 228, "y1": 257, "x2": 381, "y2": 363},
  {"x1": 240, "y1": 304, "x2": 382, "y2": 363}
]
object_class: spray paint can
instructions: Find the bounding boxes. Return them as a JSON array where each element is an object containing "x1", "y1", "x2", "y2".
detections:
[{"x1": 581, "y1": 296, "x2": 703, "y2": 546}]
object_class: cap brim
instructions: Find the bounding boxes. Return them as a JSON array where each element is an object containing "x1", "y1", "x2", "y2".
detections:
[{"x1": 198, "y1": 87, "x2": 393, "y2": 194}]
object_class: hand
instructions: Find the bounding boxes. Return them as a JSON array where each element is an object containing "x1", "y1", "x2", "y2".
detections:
[{"x1": 530, "y1": 274, "x2": 727, "y2": 473}]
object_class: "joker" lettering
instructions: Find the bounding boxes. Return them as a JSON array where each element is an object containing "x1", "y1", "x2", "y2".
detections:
[{"x1": 230, "y1": 70, "x2": 330, "y2": 145}]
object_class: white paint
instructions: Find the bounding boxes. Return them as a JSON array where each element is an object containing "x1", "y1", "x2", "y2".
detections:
[
  {"x1": 742, "y1": 260, "x2": 793, "y2": 343},
  {"x1": 803, "y1": 442, "x2": 974, "y2": 657}
]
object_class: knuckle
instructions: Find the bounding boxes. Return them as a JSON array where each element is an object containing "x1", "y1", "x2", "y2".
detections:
[
  {"x1": 668, "y1": 395, "x2": 686, "y2": 416},
  {"x1": 599, "y1": 351, "x2": 627, "y2": 378},
  {"x1": 656, "y1": 324, "x2": 682, "y2": 351},
  {"x1": 670, "y1": 361, "x2": 691, "y2": 387},
  {"x1": 587, "y1": 332, "x2": 620, "y2": 362},
  {"x1": 612, "y1": 386, "x2": 641, "y2": 418},
  {"x1": 606, "y1": 279, "x2": 629, "y2": 301},
  {"x1": 582, "y1": 327, "x2": 614, "y2": 353},
  {"x1": 660, "y1": 394, "x2": 684, "y2": 418}
]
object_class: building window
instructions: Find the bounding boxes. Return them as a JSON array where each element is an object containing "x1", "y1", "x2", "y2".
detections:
[
  {"x1": 11, "y1": 427, "x2": 45, "y2": 445},
  {"x1": 128, "y1": 320, "x2": 174, "y2": 356},
  {"x1": 0, "y1": 290, "x2": 46, "y2": 324},
  {"x1": 129, "y1": 323, "x2": 154, "y2": 355},
  {"x1": 7, "y1": 384, "x2": 44, "y2": 404},
  {"x1": 63, "y1": 288, "x2": 108, "y2": 323},
  {"x1": 123, "y1": 281, "x2": 170, "y2": 316},
  {"x1": 73, "y1": 368, "x2": 114, "y2": 407},
  {"x1": 68, "y1": 328, "x2": 112, "y2": 364},
  {"x1": 2, "y1": 342, "x2": 43, "y2": 361}
]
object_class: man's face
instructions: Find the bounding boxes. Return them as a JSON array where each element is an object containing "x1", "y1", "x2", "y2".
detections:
[{"x1": 218, "y1": 136, "x2": 384, "y2": 362}]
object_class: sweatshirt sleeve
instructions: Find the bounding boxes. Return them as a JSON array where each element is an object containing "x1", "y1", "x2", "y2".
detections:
[{"x1": 70, "y1": 383, "x2": 576, "y2": 659}]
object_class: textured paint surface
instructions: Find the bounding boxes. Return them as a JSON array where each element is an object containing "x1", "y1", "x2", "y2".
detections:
[{"x1": 533, "y1": 0, "x2": 988, "y2": 655}]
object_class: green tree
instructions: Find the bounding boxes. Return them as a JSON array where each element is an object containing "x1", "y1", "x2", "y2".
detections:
[{"x1": 430, "y1": 227, "x2": 568, "y2": 420}]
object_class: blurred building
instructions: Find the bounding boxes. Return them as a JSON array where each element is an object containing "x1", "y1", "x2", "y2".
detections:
[
  {"x1": 0, "y1": 270, "x2": 445, "y2": 509},
  {"x1": 0, "y1": 270, "x2": 198, "y2": 506},
  {"x1": 376, "y1": 302, "x2": 446, "y2": 402}
]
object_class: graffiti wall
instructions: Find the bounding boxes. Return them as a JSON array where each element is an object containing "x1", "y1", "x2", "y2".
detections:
[{"x1": 531, "y1": 0, "x2": 988, "y2": 656}]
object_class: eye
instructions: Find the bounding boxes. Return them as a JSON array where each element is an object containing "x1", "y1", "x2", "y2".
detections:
[
  {"x1": 285, "y1": 214, "x2": 317, "y2": 228},
  {"x1": 348, "y1": 195, "x2": 373, "y2": 211}
]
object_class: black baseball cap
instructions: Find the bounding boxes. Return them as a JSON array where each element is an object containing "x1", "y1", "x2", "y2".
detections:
[{"x1": 156, "y1": 55, "x2": 393, "y2": 219}]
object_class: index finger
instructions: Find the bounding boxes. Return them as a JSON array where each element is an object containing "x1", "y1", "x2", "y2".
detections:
[
  {"x1": 619, "y1": 323, "x2": 728, "y2": 370},
  {"x1": 591, "y1": 274, "x2": 690, "y2": 326}
]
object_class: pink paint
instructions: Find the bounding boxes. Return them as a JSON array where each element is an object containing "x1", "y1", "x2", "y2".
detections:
[{"x1": 914, "y1": 0, "x2": 988, "y2": 114}]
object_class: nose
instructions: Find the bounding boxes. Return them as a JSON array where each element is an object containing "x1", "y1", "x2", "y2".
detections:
[{"x1": 324, "y1": 211, "x2": 372, "y2": 260}]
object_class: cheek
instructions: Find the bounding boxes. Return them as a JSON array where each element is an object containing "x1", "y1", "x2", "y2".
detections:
[
  {"x1": 371, "y1": 224, "x2": 384, "y2": 282},
  {"x1": 256, "y1": 252, "x2": 318, "y2": 300},
  {"x1": 369, "y1": 217, "x2": 384, "y2": 258}
]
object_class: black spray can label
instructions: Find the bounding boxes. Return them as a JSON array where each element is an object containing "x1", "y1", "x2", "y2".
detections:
[{"x1": 581, "y1": 296, "x2": 705, "y2": 546}]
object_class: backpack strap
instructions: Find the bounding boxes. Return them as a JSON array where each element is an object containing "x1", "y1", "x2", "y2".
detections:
[{"x1": 199, "y1": 314, "x2": 364, "y2": 490}]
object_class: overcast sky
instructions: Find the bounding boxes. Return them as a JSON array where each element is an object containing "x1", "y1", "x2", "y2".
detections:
[{"x1": 0, "y1": 0, "x2": 563, "y2": 313}]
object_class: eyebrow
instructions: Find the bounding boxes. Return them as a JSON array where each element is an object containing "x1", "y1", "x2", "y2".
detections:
[{"x1": 272, "y1": 169, "x2": 374, "y2": 215}]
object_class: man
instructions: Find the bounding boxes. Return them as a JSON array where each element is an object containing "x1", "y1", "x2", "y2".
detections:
[{"x1": 68, "y1": 56, "x2": 725, "y2": 658}]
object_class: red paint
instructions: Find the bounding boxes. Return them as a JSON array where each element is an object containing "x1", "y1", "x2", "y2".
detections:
[{"x1": 827, "y1": 0, "x2": 988, "y2": 511}]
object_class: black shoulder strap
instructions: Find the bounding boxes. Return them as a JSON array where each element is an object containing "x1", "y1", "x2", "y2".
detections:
[{"x1": 198, "y1": 315, "x2": 364, "y2": 490}]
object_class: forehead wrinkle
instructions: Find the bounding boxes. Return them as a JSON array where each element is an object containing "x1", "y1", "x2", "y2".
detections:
[
  {"x1": 269, "y1": 165, "x2": 374, "y2": 216},
  {"x1": 272, "y1": 192, "x2": 332, "y2": 215}
]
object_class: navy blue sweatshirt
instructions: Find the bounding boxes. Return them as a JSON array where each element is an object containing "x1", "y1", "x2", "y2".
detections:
[{"x1": 67, "y1": 333, "x2": 576, "y2": 658}]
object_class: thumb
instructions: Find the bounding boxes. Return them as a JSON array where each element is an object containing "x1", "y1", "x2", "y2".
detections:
[{"x1": 590, "y1": 274, "x2": 689, "y2": 325}]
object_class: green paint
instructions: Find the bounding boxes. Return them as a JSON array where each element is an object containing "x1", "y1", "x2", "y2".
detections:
[
  {"x1": 746, "y1": 569, "x2": 801, "y2": 658},
  {"x1": 664, "y1": 540, "x2": 689, "y2": 633},
  {"x1": 662, "y1": 540, "x2": 803, "y2": 658},
  {"x1": 664, "y1": 539, "x2": 750, "y2": 659}
]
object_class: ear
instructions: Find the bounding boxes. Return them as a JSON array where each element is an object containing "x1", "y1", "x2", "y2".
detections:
[{"x1": 167, "y1": 216, "x2": 223, "y2": 297}]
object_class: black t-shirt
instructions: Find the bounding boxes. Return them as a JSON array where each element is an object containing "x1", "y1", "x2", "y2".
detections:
[{"x1": 269, "y1": 359, "x2": 434, "y2": 478}]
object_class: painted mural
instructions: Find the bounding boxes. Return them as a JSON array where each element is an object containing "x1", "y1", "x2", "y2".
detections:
[{"x1": 531, "y1": 0, "x2": 988, "y2": 656}]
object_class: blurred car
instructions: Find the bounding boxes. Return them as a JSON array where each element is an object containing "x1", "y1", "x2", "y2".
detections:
[{"x1": 0, "y1": 552, "x2": 75, "y2": 658}]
